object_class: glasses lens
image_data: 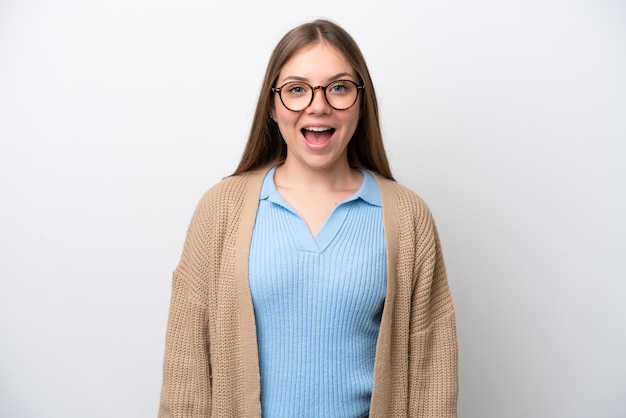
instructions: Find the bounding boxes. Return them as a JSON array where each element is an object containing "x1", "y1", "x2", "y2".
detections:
[
  {"x1": 280, "y1": 82, "x2": 313, "y2": 111},
  {"x1": 325, "y1": 80, "x2": 359, "y2": 110}
]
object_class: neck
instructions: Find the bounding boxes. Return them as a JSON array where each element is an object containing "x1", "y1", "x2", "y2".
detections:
[{"x1": 275, "y1": 159, "x2": 361, "y2": 192}]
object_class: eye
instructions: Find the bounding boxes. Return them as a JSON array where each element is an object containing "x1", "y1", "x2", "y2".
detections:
[
  {"x1": 328, "y1": 81, "x2": 353, "y2": 95},
  {"x1": 285, "y1": 82, "x2": 310, "y2": 96}
]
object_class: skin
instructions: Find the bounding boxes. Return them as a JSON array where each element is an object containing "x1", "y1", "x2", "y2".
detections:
[{"x1": 271, "y1": 42, "x2": 363, "y2": 236}]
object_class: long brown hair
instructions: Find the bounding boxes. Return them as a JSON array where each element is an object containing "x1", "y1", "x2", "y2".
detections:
[{"x1": 232, "y1": 19, "x2": 394, "y2": 180}]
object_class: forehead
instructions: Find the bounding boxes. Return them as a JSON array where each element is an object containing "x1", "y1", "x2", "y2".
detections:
[{"x1": 278, "y1": 42, "x2": 355, "y2": 82}]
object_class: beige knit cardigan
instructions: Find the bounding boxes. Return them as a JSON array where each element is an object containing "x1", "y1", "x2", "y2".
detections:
[{"x1": 158, "y1": 167, "x2": 458, "y2": 417}]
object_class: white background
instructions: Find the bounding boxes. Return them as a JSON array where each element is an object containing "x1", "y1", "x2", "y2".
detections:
[{"x1": 1, "y1": 1, "x2": 624, "y2": 417}]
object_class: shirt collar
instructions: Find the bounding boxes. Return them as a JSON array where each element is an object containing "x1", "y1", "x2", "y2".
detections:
[{"x1": 259, "y1": 166, "x2": 381, "y2": 207}]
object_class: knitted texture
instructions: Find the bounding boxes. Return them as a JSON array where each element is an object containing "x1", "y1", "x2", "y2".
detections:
[
  {"x1": 158, "y1": 167, "x2": 458, "y2": 418},
  {"x1": 248, "y1": 169, "x2": 386, "y2": 417}
]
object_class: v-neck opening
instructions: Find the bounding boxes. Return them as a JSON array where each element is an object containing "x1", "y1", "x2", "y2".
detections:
[
  {"x1": 310, "y1": 201, "x2": 353, "y2": 251},
  {"x1": 265, "y1": 192, "x2": 355, "y2": 253},
  {"x1": 259, "y1": 166, "x2": 380, "y2": 253}
]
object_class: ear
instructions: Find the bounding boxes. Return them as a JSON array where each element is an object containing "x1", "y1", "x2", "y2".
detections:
[{"x1": 269, "y1": 101, "x2": 276, "y2": 121}]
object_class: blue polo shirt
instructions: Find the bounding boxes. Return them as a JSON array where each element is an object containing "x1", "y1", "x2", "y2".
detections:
[{"x1": 248, "y1": 166, "x2": 387, "y2": 418}]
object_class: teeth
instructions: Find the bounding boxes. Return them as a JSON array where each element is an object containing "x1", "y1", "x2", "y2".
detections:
[{"x1": 304, "y1": 126, "x2": 332, "y2": 132}]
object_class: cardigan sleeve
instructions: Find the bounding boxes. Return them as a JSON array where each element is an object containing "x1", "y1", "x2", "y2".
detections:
[
  {"x1": 408, "y1": 208, "x2": 459, "y2": 417},
  {"x1": 158, "y1": 200, "x2": 214, "y2": 417},
  {"x1": 158, "y1": 269, "x2": 212, "y2": 417}
]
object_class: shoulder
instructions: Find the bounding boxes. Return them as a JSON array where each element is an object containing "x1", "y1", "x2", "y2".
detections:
[
  {"x1": 371, "y1": 174, "x2": 432, "y2": 217},
  {"x1": 370, "y1": 173, "x2": 439, "y2": 248},
  {"x1": 197, "y1": 168, "x2": 268, "y2": 211},
  {"x1": 188, "y1": 167, "x2": 269, "y2": 230}
]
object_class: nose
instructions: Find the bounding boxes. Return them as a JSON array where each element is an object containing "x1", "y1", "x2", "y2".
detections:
[{"x1": 306, "y1": 86, "x2": 331, "y2": 114}]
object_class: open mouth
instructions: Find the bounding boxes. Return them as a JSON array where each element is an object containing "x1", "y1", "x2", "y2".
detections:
[{"x1": 301, "y1": 126, "x2": 335, "y2": 144}]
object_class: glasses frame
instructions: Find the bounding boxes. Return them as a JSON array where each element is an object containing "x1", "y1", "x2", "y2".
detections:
[{"x1": 271, "y1": 79, "x2": 365, "y2": 112}]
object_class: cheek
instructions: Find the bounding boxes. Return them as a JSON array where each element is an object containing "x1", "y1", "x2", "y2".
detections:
[
  {"x1": 274, "y1": 112, "x2": 301, "y2": 142},
  {"x1": 345, "y1": 109, "x2": 361, "y2": 132},
  {"x1": 275, "y1": 106, "x2": 300, "y2": 128}
]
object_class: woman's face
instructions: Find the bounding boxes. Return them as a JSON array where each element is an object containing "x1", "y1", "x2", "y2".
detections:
[{"x1": 271, "y1": 42, "x2": 361, "y2": 173}]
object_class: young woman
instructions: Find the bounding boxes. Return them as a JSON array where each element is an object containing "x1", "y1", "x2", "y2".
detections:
[{"x1": 158, "y1": 19, "x2": 458, "y2": 418}]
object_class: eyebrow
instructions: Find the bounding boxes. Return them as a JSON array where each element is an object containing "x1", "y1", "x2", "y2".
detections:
[{"x1": 279, "y1": 72, "x2": 356, "y2": 84}]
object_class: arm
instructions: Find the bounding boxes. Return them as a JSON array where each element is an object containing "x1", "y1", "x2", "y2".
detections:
[
  {"x1": 158, "y1": 201, "x2": 214, "y2": 417},
  {"x1": 408, "y1": 214, "x2": 458, "y2": 417},
  {"x1": 158, "y1": 268, "x2": 212, "y2": 417}
]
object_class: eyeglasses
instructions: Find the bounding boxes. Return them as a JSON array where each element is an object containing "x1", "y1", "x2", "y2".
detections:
[{"x1": 272, "y1": 79, "x2": 364, "y2": 112}]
